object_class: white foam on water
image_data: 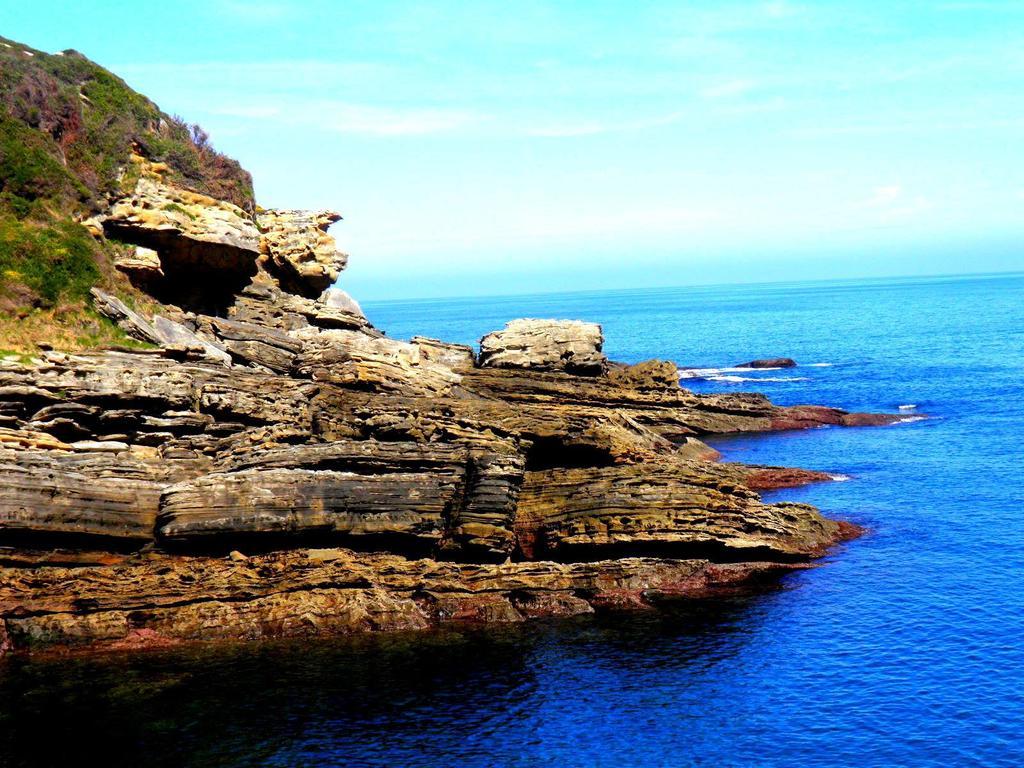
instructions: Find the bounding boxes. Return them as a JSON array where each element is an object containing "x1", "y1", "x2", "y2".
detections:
[
  {"x1": 894, "y1": 415, "x2": 928, "y2": 424},
  {"x1": 705, "y1": 374, "x2": 810, "y2": 383},
  {"x1": 898, "y1": 404, "x2": 917, "y2": 411},
  {"x1": 808, "y1": 362, "x2": 833, "y2": 367},
  {"x1": 679, "y1": 366, "x2": 781, "y2": 379},
  {"x1": 679, "y1": 366, "x2": 790, "y2": 378},
  {"x1": 828, "y1": 474, "x2": 852, "y2": 482}
]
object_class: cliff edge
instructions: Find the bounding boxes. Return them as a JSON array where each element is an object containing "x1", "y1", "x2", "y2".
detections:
[{"x1": 0, "y1": 37, "x2": 899, "y2": 656}]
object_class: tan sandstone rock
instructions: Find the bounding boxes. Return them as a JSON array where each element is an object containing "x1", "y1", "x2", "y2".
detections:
[
  {"x1": 258, "y1": 209, "x2": 348, "y2": 297},
  {"x1": 479, "y1": 319, "x2": 607, "y2": 375}
]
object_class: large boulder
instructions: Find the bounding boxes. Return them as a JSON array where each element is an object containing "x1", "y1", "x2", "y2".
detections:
[
  {"x1": 257, "y1": 209, "x2": 348, "y2": 297},
  {"x1": 479, "y1": 319, "x2": 606, "y2": 375}
]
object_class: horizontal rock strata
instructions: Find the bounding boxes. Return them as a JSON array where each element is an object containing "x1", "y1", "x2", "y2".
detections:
[
  {"x1": 0, "y1": 159, "x2": 902, "y2": 657},
  {"x1": 0, "y1": 548, "x2": 802, "y2": 655}
]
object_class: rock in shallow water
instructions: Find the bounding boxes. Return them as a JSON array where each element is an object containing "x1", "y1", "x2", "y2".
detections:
[
  {"x1": 736, "y1": 357, "x2": 797, "y2": 369},
  {"x1": 0, "y1": 548, "x2": 805, "y2": 653}
]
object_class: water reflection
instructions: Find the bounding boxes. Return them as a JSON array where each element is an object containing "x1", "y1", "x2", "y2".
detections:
[{"x1": 0, "y1": 596, "x2": 770, "y2": 768}]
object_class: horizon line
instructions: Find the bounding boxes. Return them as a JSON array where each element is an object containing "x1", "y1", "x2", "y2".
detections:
[{"x1": 359, "y1": 267, "x2": 1024, "y2": 306}]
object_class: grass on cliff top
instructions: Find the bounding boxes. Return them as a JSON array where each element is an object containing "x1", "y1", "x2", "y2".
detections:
[
  {"x1": 0, "y1": 299, "x2": 157, "y2": 357},
  {"x1": 0, "y1": 215, "x2": 98, "y2": 305},
  {"x1": 0, "y1": 213, "x2": 159, "y2": 354},
  {"x1": 0, "y1": 34, "x2": 257, "y2": 350},
  {"x1": 0, "y1": 36, "x2": 255, "y2": 212}
]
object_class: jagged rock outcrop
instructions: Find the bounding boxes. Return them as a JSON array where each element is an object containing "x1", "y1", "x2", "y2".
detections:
[
  {"x1": 113, "y1": 246, "x2": 163, "y2": 281},
  {"x1": 607, "y1": 359, "x2": 680, "y2": 390},
  {"x1": 103, "y1": 177, "x2": 260, "y2": 273},
  {"x1": 0, "y1": 86, "x2": 906, "y2": 656},
  {"x1": 258, "y1": 209, "x2": 348, "y2": 297},
  {"x1": 479, "y1": 319, "x2": 607, "y2": 375},
  {"x1": 412, "y1": 337, "x2": 476, "y2": 371}
]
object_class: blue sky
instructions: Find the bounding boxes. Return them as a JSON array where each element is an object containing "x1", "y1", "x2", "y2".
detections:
[{"x1": 5, "y1": 1, "x2": 1024, "y2": 298}]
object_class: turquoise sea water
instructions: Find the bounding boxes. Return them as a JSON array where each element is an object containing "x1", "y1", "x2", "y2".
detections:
[{"x1": 2, "y1": 273, "x2": 1023, "y2": 767}]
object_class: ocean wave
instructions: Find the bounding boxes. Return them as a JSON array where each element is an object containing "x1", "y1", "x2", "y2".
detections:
[
  {"x1": 807, "y1": 362, "x2": 833, "y2": 367},
  {"x1": 894, "y1": 415, "x2": 929, "y2": 424},
  {"x1": 898, "y1": 404, "x2": 917, "y2": 411},
  {"x1": 705, "y1": 374, "x2": 810, "y2": 383},
  {"x1": 828, "y1": 473, "x2": 852, "y2": 482},
  {"x1": 679, "y1": 366, "x2": 782, "y2": 379}
]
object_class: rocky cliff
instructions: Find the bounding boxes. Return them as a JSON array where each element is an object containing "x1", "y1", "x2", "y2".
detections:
[
  {"x1": 0, "y1": 37, "x2": 253, "y2": 351},
  {"x1": 0, "y1": 38, "x2": 901, "y2": 657}
]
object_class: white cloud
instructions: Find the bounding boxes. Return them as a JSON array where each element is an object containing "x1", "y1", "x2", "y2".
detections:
[
  {"x1": 354, "y1": 203, "x2": 724, "y2": 254},
  {"x1": 206, "y1": 99, "x2": 486, "y2": 136},
  {"x1": 315, "y1": 103, "x2": 486, "y2": 136},
  {"x1": 865, "y1": 185, "x2": 903, "y2": 207},
  {"x1": 857, "y1": 185, "x2": 931, "y2": 223},
  {"x1": 211, "y1": 105, "x2": 282, "y2": 119},
  {"x1": 526, "y1": 112, "x2": 682, "y2": 138},
  {"x1": 700, "y1": 79, "x2": 756, "y2": 100}
]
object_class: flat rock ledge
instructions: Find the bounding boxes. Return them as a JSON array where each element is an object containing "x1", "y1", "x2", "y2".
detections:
[{"x1": 0, "y1": 549, "x2": 810, "y2": 655}]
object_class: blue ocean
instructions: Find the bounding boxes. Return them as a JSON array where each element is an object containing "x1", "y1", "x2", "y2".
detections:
[{"x1": 2, "y1": 272, "x2": 1023, "y2": 767}]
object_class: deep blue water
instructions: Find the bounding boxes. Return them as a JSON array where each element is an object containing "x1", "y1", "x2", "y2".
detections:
[{"x1": 2, "y1": 273, "x2": 1023, "y2": 767}]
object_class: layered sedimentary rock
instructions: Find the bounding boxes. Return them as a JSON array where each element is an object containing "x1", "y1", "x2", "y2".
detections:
[
  {"x1": 517, "y1": 462, "x2": 840, "y2": 561},
  {"x1": 257, "y1": 209, "x2": 348, "y2": 297},
  {"x1": 0, "y1": 154, "x2": 904, "y2": 658},
  {"x1": 479, "y1": 319, "x2": 607, "y2": 375},
  {"x1": 0, "y1": 549, "x2": 801, "y2": 653},
  {"x1": 104, "y1": 177, "x2": 260, "y2": 275}
]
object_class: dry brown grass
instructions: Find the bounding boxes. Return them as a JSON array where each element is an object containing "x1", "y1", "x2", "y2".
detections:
[{"x1": 0, "y1": 296, "x2": 157, "y2": 355}]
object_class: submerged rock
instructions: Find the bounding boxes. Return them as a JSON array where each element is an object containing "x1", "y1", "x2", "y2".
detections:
[{"x1": 736, "y1": 357, "x2": 797, "y2": 369}]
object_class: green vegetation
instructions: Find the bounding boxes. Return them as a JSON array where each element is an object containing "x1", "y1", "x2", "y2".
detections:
[
  {"x1": 0, "y1": 38, "x2": 254, "y2": 211},
  {"x1": 0, "y1": 215, "x2": 99, "y2": 305},
  {"x1": 0, "y1": 35, "x2": 256, "y2": 350},
  {"x1": 162, "y1": 202, "x2": 198, "y2": 220},
  {"x1": 0, "y1": 116, "x2": 88, "y2": 206}
]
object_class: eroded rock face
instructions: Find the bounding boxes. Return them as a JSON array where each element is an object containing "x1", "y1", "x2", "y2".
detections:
[
  {"x1": 102, "y1": 177, "x2": 261, "y2": 310},
  {"x1": 258, "y1": 209, "x2": 348, "y2": 298},
  {"x1": 104, "y1": 178, "x2": 260, "y2": 267},
  {"x1": 0, "y1": 177, "x2": 903, "y2": 657},
  {"x1": 479, "y1": 319, "x2": 607, "y2": 375},
  {"x1": 0, "y1": 549, "x2": 800, "y2": 654},
  {"x1": 412, "y1": 337, "x2": 476, "y2": 371},
  {"x1": 607, "y1": 359, "x2": 680, "y2": 390},
  {"x1": 113, "y1": 246, "x2": 163, "y2": 283}
]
